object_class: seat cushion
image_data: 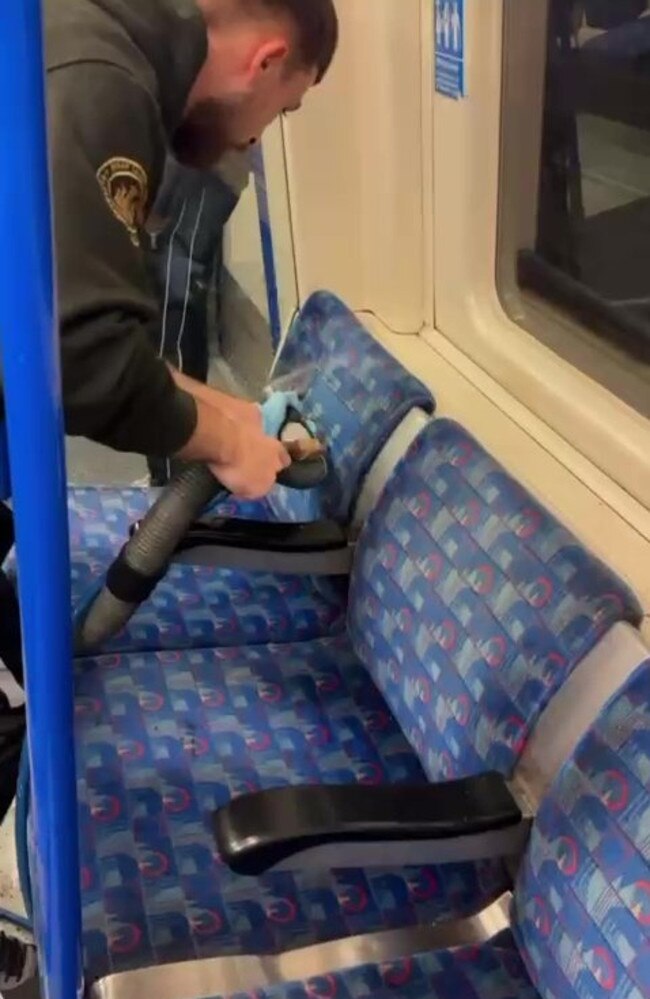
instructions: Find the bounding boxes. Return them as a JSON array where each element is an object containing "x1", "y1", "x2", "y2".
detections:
[
  {"x1": 68, "y1": 486, "x2": 273, "y2": 557},
  {"x1": 76, "y1": 636, "x2": 509, "y2": 979},
  {"x1": 73, "y1": 561, "x2": 347, "y2": 654},
  {"x1": 215, "y1": 945, "x2": 539, "y2": 999},
  {"x1": 66, "y1": 487, "x2": 347, "y2": 653},
  {"x1": 350, "y1": 419, "x2": 643, "y2": 781}
]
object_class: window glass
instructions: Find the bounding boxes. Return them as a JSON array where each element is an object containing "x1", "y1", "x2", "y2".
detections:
[{"x1": 500, "y1": 0, "x2": 650, "y2": 412}]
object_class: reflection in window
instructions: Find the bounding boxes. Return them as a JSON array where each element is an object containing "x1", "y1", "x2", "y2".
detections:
[{"x1": 518, "y1": 0, "x2": 650, "y2": 369}]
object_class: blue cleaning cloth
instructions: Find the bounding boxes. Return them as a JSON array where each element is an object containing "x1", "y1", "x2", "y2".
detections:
[{"x1": 259, "y1": 391, "x2": 302, "y2": 438}]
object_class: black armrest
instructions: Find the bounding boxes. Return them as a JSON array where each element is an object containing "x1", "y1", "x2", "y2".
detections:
[
  {"x1": 174, "y1": 517, "x2": 348, "y2": 555},
  {"x1": 213, "y1": 774, "x2": 525, "y2": 877}
]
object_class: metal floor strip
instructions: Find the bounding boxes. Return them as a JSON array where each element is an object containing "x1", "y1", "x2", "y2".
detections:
[{"x1": 91, "y1": 895, "x2": 512, "y2": 999}]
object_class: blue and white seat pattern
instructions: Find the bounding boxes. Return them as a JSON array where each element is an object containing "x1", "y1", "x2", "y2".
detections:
[
  {"x1": 206, "y1": 661, "x2": 650, "y2": 999},
  {"x1": 73, "y1": 419, "x2": 642, "y2": 979}
]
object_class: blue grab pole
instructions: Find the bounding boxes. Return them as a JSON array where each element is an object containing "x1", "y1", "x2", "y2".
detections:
[{"x1": 0, "y1": 3, "x2": 81, "y2": 999}]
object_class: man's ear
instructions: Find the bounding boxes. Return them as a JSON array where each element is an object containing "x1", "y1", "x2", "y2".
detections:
[{"x1": 251, "y1": 38, "x2": 289, "y2": 77}]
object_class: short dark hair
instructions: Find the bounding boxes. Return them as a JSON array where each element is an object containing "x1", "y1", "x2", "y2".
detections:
[{"x1": 250, "y1": 0, "x2": 339, "y2": 83}]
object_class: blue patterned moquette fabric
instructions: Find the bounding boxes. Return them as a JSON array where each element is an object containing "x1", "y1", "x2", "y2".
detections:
[
  {"x1": 76, "y1": 636, "x2": 509, "y2": 979},
  {"x1": 267, "y1": 290, "x2": 434, "y2": 524},
  {"x1": 215, "y1": 945, "x2": 539, "y2": 999},
  {"x1": 74, "y1": 419, "x2": 642, "y2": 979},
  {"x1": 206, "y1": 663, "x2": 650, "y2": 999},
  {"x1": 349, "y1": 419, "x2": 642, "y2": 781},
  {"x1": 513, "y1": 659, "x2": 650, "y2": 999}
]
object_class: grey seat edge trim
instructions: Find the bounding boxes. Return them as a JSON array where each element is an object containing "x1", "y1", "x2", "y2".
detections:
[
  {"x1": 352, "y1": 408, "x2": 431, "y2": 532},
  {"x1": 515, "y1": 621, "x2": 649, "y2": 804},
  {"x1": 90, "y1": 895, "x2": 512, "y2": 999}
]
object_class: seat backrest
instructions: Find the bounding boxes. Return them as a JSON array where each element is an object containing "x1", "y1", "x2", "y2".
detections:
[
  {"x1": 267, "y1": 291, "x2": 435, "y2": 524},
  {"x1": 513, "y1": 660, "x2": 650, "y2": 998},
  {"x1": 349, "y1": 419, "x2": 642, "y2": 780}
]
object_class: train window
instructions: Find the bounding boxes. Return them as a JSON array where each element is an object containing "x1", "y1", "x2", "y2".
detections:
[{"x1": 498, "y1": 0, "x2": 650, "y2": 416}]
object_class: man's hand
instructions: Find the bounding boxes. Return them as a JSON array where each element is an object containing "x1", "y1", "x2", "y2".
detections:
[
  {"x1": 209, "y1": 419, "x2": 291, "y2": 499},
  {"x1": 170, "y1": 369, "x2": 299, "y2": 498},
  {"x1": 176, "y1": 396, "x2": 290, "y2": 499}
]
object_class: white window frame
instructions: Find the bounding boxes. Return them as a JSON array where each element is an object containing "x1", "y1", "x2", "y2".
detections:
[{"x1": 426, "y1": 0, "x2": 650, "y2": 510}]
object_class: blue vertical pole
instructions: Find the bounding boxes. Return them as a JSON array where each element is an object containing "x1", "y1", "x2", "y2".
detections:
[{"x1": 0, "y1": 4, "x2": 81, "y2": 999}]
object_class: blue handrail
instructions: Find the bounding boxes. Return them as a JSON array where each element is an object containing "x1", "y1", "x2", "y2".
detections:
[{"x1": 0, "y1": 3, "x2": 81, "y2": 999}]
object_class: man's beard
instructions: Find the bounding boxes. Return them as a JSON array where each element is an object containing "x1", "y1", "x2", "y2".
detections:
[{"x1": 172, "y1": 99, "x2": 238, "y2": 170}]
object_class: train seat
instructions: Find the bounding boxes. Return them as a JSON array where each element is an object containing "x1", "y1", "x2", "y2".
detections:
[
  {"x1": 72, "y1": 419, "x2": 642, "y2": 983},
  {"x1": 59, "y1": 291, "x2": 434, "y2": 654},
  {"x1": 206, "y1": 659, "x2": 650, "y2": 999},
  {"x1": 65, "y1": 408, "x2": 429, "y2": 656},
  {"x1": 67, "y1": 289, "x2": 434, "y2": 540}
]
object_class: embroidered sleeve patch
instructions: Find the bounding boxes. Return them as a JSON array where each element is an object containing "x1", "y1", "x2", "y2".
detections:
[{"x1": 96, "y1": 157, "x2": 149, "y2": 248}]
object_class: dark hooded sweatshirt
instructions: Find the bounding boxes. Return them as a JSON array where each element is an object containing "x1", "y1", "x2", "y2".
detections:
[{"x1": 45, "y1": 0, "x2": 207, "y2": 456}]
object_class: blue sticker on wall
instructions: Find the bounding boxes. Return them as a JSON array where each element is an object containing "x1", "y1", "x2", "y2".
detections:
[{"x1": 435, "y1": 0, "x2": 465, "y2": 99}]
